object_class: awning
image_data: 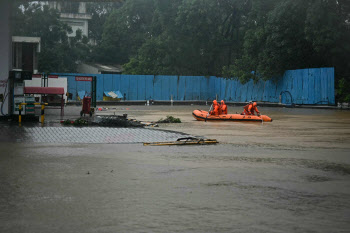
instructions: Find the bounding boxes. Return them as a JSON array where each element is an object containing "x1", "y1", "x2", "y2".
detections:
[
  {"x1": 104, "y1": 91, "x2": 123, "y2": 98},
  {"x1": 24, "y1": 87, "x2": 64, "y2": 95}
]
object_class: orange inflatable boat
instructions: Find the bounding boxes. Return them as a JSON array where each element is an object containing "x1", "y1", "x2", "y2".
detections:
[{"x1": 192, "y1": 110, "x2": 272, "y2": 122}]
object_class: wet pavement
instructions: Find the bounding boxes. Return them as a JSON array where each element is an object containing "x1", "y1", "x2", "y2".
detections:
[
  {"x1": 1, "y1": 105, "x2": 350, "y2": 232},
  {"x1": 0, "y1": 126, "x2": 189, "y2": 144}
]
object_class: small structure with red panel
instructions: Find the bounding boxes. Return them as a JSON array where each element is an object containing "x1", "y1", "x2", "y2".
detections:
[
  {"x1": 81, "y1": 96, "x2": 93, "y2": 117},
  {"x1": 23, "y1": 87, "x2": 65, "y2": 116}
]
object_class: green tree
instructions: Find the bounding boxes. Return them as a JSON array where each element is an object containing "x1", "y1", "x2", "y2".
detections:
[
  {"x1": 11, "y1": 3, "x2": 89, "y2": 73},
  {"x1": 226, "y1": 0, "x2": 350, "y2": 86},
  {"x1": 87, "y1": 1, "x2": 124, "y2": 44},
  {"x1": 95, "y1": 0, "x2": 155, "y2": 64},
  {"x1": 124, "y1": 0, "x2": 250, "y2": 76}
]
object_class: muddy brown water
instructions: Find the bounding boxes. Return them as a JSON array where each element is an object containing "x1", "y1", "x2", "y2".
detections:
[{"x1": 1, "y1": 105, "x2": 349, "y2": 232}]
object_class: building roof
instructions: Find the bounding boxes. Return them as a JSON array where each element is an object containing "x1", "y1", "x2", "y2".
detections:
[
  {"x1": 85, "y1": 63, "x2": 123, "y2": 73},
  {"x1": 12, "y1": 36, "x2": 40, "y2": 43}
]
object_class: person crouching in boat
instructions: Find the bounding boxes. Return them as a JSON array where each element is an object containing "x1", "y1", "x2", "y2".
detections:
[
  {"x1": 241, "y1": 101, "x2": 261, "y2": 116},
  {"x1": 220, "y1": 100, "x2": 227, "y2": 114},
  {"x1": 209, "y1": 100, "x2": 220, "y2": 115}
]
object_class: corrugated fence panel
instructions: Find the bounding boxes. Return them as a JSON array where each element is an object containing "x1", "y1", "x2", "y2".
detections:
[
  {"x1": 145, "y1": 75, "x2": 153, "y2": 100},
  {"x1": 235, "y1": 80, "x2": 242, "y2": 102},
  {"x1": 293, "y1": 69, "x2": 304, "y2": 104},
  {"x1": 128, "y1": 75, "x2": 138, "y2": 100},
  {"x1": 308, "y1": 69, "x2": 316, "y2": 104},
  {"x1": 58, "y1": 67, "x2": 334, "y2": 104},
  {"x1": 200, "y1": 76, "x2": 210, "y2": 100},
  {"x1": 219, "y1": 78, "x2": 226, "y2": 101},
  {"x1": 168, "y1": 76, "x2": 178, "y2": 100},
  {"x1": 113, "y1": 74, "x2": 121, "y2": 94},
  {"x1": 328, "y1": 68, "x2": 335, "y2": 104},
  {"x1": 224, "y1": 79, "x2": 232, "y2": 101},
  {"x1": 67, "y1": 76, "x2": 77, "y2": 100},
  {"x1": 184, "y1": 76, "x2": 199, "y2": 100},
  {"x1": 194, "y1": 76, "x2": 201, "y2": 100},
  {"x1": 103, "y1": 74, "x2": 113, "y2": 92},
  {"x1": 160, "y1": 75, "x2": 169, "y2": 100},
  {"x1": 302, "y1": 69, "x2": 309, "y2": 104},
  {"x1": 95, "y1": 74, "x2": 103, "y2": 101},
  {"x1": 137, "y1": 75, "x2": 146, "y2": 100},
  {"x1": 178, "y1": 76, "x2": 186, "y2": 100},
  {"x1": 120, "y1": 75, "x2": 129, "y2": 100},
  {"x1": 309, "y1": 69, "x2": 320, "y2": 104},
  {"x1": 320, "y1": 68, "x2": 327, "y2": 104},
  {"x1": 153, "y1": 76, "x2": 162, "y2": 100},
  {"x1": 209, "y1": 76, "x2": 217, "y2": 100}
]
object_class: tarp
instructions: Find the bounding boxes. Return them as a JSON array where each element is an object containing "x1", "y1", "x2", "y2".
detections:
[{"x1": 104, "y1": 91, "x2": 122, "y2": 98}]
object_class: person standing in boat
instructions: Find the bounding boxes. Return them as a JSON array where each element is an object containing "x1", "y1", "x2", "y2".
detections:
[
  {"x1": 209, "y1": 100, "x2": 220, "y2": 115},
  {"x1": 220, "y1": 100, "x2": 227, "y2": 114},
  {"x1": 241, "y1": 101, "x2": 261, "y2": 116}
]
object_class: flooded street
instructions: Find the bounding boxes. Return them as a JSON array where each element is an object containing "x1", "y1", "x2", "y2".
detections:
[{"x1": 1, "y1": 105, "x2": 350, "y2": 232}]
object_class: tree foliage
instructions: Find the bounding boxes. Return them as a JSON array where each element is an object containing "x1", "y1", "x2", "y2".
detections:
[
  {"x1": 11, "y1": 0, "x2": 350, "y2": 101},
  {"x1": 11, "y1": 2, "x2": 89, "y2": 73}
]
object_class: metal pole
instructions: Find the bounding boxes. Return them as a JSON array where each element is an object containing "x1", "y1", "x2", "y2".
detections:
[
  {"x1": 41, "y1": 104, "x2": 45, "y2": 123},
  {"x1": 18, "y1": 104, "x2": 22, "y2": 124}
]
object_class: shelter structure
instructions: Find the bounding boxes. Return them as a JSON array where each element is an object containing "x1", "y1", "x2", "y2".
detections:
[{"x1": 23, "y1": 87, "x2": 65, "y2": 116}]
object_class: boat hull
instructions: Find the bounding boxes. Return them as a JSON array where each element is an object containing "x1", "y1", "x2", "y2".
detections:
[{"x1": 192, "y1": 110, "x2": 272, "y2": 122}]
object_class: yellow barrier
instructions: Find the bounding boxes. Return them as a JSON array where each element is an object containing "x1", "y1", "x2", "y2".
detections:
[{"x1": 18, "y1": 103, "x2": 48, "y2": 125}]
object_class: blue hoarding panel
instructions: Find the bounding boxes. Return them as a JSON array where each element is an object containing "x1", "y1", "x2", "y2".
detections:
[
  {"x1": 160, "y1": 75, "x2": 170, "y2": 100},
  {"x1": 127, "y1": 75, "x2": 137, "y2": 100},
  {"x1": 59, "y1": 67, "x2": 334, "y2": 105},
  {"x1": 103, "y1": 74, "x2": 113, "y2": 92},
  {"x1": 308, "y1": 69, "x2": 315, "y2": 104},
  {"x1": 327, "y1": 68, "x2": 335, "y2": 104},
  {"x1": 309, "y1": 68, "x2": 320, "y2": 104},
  {"x1": 168, "y1": 76, "x2": 178, "y2": 100},
  {"x1": 153, "y1": 76, "x2": 162, "y2": 100},
  {"x1": 194, "y1": 76, "x2": 201, "y2": 100},
  {"x1": 136, "y1": 75, "x2": 145, "y2": 100},
  {"x1": 113, "y1": 74, "x2": 121, "y2": 94},
  {"x1": 67, "y1": 76, "x2": 77, "y2": 100},
  {"x1": 178, "y1": 76, "x2": 186, "y2": 100},
  {"x1": 145, "y1": 75, "x2": 154, "y2": 100}
]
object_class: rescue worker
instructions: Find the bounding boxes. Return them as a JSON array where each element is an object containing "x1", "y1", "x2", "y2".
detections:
[
  {"x1": 241, "y1": 101, "x2": 261, "y2": 116},
  {"x1": 209, "y1": 100, "x2": 220, "y2": 115},
  {"x1": 220, "y1": 100, "x2": 227, "y2": 115}
]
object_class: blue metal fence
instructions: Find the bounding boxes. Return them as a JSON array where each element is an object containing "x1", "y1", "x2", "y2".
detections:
[{"x1": 57, "y1": 67, "x2": 335, "y2": 105}]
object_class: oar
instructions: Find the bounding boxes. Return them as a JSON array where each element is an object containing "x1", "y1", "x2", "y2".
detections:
[{"x1": 205, "y1": 104, "x2": 213, "y2": 122}]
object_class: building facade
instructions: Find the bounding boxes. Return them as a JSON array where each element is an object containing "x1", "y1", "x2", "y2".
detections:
[{"x1": 48, "y1": 1, "x2": 92, "y2": 38}]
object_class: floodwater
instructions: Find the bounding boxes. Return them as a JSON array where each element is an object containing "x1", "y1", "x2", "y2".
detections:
[{"x1": 0, "y1": 105, "x2": 350, "y2": 233}]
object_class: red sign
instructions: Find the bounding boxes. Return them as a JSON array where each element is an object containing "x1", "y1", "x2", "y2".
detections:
[
  {"x1": 75, "y1": 76, "x2": 93, "y2": 81},
  {"x1": 48, "y1": 75, "x2": 59, "y2": 79},
  {"x1": 32, "y1": 74, "x2": 42, "y2": 78}
]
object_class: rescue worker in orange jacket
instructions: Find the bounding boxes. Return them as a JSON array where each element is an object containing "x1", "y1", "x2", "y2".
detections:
[
  {"x1": 241, "y1": 101, "x2": 261, "y2": 116},
  {"x1": 220, "y1": 100, "x2": 227, "y2": 115},
  {"x1": 209, "y1": 100, "x2": 220, "y2": 115}
]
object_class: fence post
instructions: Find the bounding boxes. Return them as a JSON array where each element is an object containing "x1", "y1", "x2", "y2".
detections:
[
  {"x1": 41, "y1": 104, "x2": 45, "y2": 124},
  {"x1": 18, "y1": 104, "x2": 22, "y2": 125}
]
